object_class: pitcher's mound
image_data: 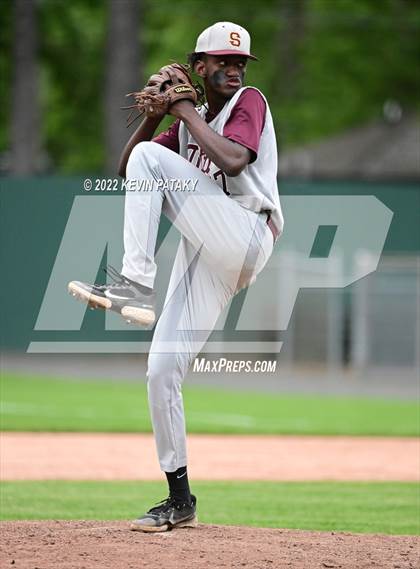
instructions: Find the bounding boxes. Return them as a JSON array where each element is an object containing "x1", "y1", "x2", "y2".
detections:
[{"x1": 1, "y1": 520, "x2": 418, "y2": 569}]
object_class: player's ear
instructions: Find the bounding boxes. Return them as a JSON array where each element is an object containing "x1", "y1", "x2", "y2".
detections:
[{"x1": 194, "y1": 59, "x2": 207, "y2": 79}]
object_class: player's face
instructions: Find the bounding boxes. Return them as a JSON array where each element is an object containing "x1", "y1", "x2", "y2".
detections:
[{"x1": 202, "y1": 55, "x2": 248, "y2": 98}]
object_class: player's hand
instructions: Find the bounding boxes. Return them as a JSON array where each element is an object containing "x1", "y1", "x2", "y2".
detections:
[
  {"x1": 168, "y1": 99, "x2": 196, "y2": 119},
  {"x1": 123, "y1": 63, "x2": 201, "y2": 126}
]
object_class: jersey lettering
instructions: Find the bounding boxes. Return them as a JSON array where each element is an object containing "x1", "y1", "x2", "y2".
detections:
[
  {"x1": 200, "y1": 154, "x2": 212, "y2": 175},
  {"x1": 187, "y1": 143, "x2": 199, "y2": 163},
  {"x1": 213, "y1": 170, "x2": 229, "y2": 195},
  {"x1": 187, "y1": 143, "x2": 229, "y2": 195}
]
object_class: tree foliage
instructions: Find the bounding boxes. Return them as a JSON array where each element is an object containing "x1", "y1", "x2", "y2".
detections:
[{"x1": 1, "y1": 0, "x2": 419, "y2": 173}]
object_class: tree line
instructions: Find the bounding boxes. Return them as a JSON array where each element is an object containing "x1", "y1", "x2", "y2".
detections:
[{"x1": 1, "y1": 0, "x2": 419, "y2": 175}]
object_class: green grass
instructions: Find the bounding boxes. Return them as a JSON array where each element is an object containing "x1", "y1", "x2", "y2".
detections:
[
  {"x1": 1, "y1": 373, "x2": 419, "y2": 436},
  {"x1": 1, "y1": 481, "x2": 418, "y2": 535}
]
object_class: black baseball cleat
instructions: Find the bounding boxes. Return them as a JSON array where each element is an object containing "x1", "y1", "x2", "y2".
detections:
[
  {"x1": 130, "y1": 495, "x2": 198, "y2": 532},
  {"x1": 68, "y1": 265, "x2": 155, "y2": 327}
]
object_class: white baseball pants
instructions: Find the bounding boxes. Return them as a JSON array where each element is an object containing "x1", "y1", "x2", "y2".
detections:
[{"x1": 123, "y1": 141, "x2": 274, "y2": 472}]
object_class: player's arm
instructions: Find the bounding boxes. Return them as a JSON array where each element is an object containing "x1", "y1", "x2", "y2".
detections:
[
  {"x1": 118, "y1": 116, "x2": 164, "y2": 178},
  {"x1": 169, "y1": 101, "x2": 251, "y2": 177}
]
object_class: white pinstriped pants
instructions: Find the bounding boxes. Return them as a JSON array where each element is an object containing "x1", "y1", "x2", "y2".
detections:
[{"x1": 123, "y1": 141, "x2": 273, "y2": 472}]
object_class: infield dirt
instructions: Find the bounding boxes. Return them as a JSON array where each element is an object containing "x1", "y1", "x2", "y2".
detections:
[
  {"x1": 2, "y1": 433, "x2": 418, "y2": 481},
  {"x1": 1, "y1": 521, "x2": 419, "y2": 569},
  {"x1": 2, "y1": 433, "x2": 419, "y2": 568}
]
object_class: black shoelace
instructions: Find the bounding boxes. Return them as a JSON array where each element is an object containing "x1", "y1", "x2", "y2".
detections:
[
  {"x1": 102, "y1": 264, "x2": 154, "y2": 297},
  {"x1": 147, "y1": 496, "x2": 190, "y2": 514},
  {"x1": 147, "y1": 496, "x2": 176, "y2": 514},
  {"x1": 102, "y1": 265, "x2": 131, "y2": 289}
]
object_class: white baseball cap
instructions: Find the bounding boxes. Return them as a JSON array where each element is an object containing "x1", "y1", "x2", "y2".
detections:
[{"x1": 194, "y1": 22, "x2": 257, "y2": 61}]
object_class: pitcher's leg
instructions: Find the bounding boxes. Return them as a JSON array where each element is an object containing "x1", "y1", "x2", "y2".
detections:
[
  {"x1": 147, "y1": 237, "x2": 233, "y2": 472},
  {"x1": 122, "y1": 192, "x2": 163, "y2": 288},
  {"x1": 121, "y1": 143, "x2": 165, "y2": 288},
  {"x1": 68, "y1": 140, "x2": 272, "y2": 325},
  {"x1": 124, "y1": 141, "x2": 263, "y2": 283}
]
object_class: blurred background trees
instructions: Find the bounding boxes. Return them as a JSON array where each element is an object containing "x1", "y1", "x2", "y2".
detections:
[
  {"x1": 1, "y1": 0, "x2": 419, "y2": 175},
  {"x1": 105, "y1": 0, "x2": 143, "y2": 173},
  {"x1": 10, "y1": 0, "x2": 40, "y2": 175}
]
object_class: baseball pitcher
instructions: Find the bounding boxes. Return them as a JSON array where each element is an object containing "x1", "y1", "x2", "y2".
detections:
[{"x1": 68, "y1": 21, "x2": 284, "y2": 532}]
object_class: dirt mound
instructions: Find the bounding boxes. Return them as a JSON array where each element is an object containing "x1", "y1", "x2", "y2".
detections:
[{"x1": 1, "y1": 521, "x2": 418, "y2": 569}]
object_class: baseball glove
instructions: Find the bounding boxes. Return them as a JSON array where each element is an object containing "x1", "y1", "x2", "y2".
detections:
[{"x1": 123, "y1": 63, "x2": 203, "y2": 126}]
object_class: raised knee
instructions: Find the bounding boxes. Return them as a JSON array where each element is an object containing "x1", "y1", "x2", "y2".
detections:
[
  {"x1": 131, "y1": 140, "x2": 159, "y2": 160},
  {"x1": 127, "y1": 141, "x2": 161, "y2": 178}
]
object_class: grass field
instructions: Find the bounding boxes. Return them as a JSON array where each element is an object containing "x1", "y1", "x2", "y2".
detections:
[
  {"x1": 2, "y1": 374, "x2": 419, "y2": 536},
  {"x1": 1, "y1": 374, "x2": 419, "y2": 436},
  {"x1": 1, "y1": 481, "x2": 418, "y2": 535}
]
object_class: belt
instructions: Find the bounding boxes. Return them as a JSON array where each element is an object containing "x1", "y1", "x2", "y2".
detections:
[{"x1": 265, "y1": 212, "x2": 280, "y2": 242}]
